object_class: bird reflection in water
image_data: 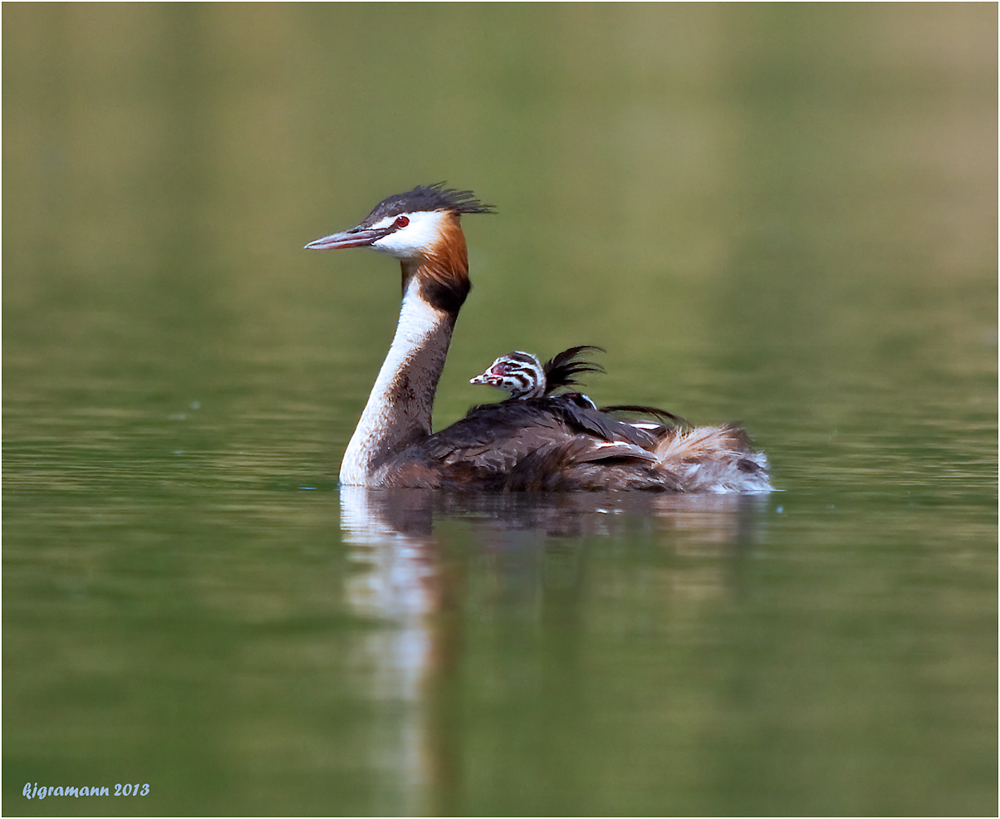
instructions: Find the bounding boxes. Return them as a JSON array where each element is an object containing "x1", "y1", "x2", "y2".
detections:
[{"x1": 337, "y1": 485, "x2": 767, "y2": 815}]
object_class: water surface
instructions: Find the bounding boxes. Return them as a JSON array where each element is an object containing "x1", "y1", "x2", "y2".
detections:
[{"x1": 4, "y1": 4, "x2": 996, "y2": 816}]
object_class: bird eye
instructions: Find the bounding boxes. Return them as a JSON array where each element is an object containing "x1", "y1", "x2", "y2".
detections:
[{"x1": 394, "y1": 215, "x2": 410, "y2": 228}]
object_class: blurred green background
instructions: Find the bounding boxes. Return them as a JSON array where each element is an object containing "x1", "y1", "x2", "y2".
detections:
[{"x1": 4, "y1": 4, "x2": 996, "y2": 816}]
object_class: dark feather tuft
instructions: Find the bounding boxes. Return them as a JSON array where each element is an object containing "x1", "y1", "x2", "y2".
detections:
[{"x1": 365, "y1": 182, "x2": 495, "y2": 225}]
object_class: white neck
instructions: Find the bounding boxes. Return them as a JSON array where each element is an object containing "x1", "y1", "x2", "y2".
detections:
[{"x1": 339, "y1": 283, "x2": 455, "y2": 485}]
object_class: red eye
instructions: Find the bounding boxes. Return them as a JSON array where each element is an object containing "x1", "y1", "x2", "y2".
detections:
[{"x1": 394, "y1": 215, "x2": 410, "y2": 228}]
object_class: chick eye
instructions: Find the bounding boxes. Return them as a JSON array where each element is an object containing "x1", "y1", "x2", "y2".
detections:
[{"x1": 394, "y1": 215, "x2": 410, "y2": 228}]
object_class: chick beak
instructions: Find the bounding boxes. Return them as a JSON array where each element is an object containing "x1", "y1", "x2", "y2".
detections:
[{"x1": 470, "y1": 364, "x2": 504, "y2": 386}]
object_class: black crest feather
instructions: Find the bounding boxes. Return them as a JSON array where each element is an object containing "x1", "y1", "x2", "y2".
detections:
[{"x1": 365, "y1": 182, "x2": 495, "y2": 225}]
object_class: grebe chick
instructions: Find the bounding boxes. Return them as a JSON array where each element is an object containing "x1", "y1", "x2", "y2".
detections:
[
  {"x1": 305, "y1": 183, "x2": 771, "y2": 493},
  {"x1": 471, "y1": 347, "x2": 691, "y2": 436},
  {"x1": 470, "y1": 346, "x2": 603, "y2": 407}
]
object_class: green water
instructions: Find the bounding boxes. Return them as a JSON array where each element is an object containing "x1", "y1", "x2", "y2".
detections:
[{"x1": 3, "y1": 4, "x2": 996, "y2": 816}]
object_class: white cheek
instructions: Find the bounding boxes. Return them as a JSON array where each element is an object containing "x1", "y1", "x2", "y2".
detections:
[{"x1": 372, "y1": 212, "x2": 447, "y2": 258}]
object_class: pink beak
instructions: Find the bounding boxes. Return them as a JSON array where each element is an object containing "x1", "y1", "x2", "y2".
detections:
[{"x1": 470, "y1": 364, "x2": 504, "y2": 386}]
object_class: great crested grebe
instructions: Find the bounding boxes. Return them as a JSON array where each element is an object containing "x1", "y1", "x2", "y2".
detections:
[
  {"x1": 470, "y1": 346, "x2": 691, "y2": 435},
  {"x1": 305, "y1": 183, "x2": 771, "y2": 493},
  {"x1": 470, "y1": 346, "x2": 689, "y2": 424}
]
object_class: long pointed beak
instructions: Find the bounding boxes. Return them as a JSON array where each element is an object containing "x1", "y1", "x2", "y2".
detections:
[{"x1": 304, "y1": 226, "x2": 390, "y2": 250}]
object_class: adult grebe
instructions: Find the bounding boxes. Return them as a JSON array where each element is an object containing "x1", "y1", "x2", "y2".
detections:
[{"x1": 306, "y1": 183, "x2": 770, "y2": 493}]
